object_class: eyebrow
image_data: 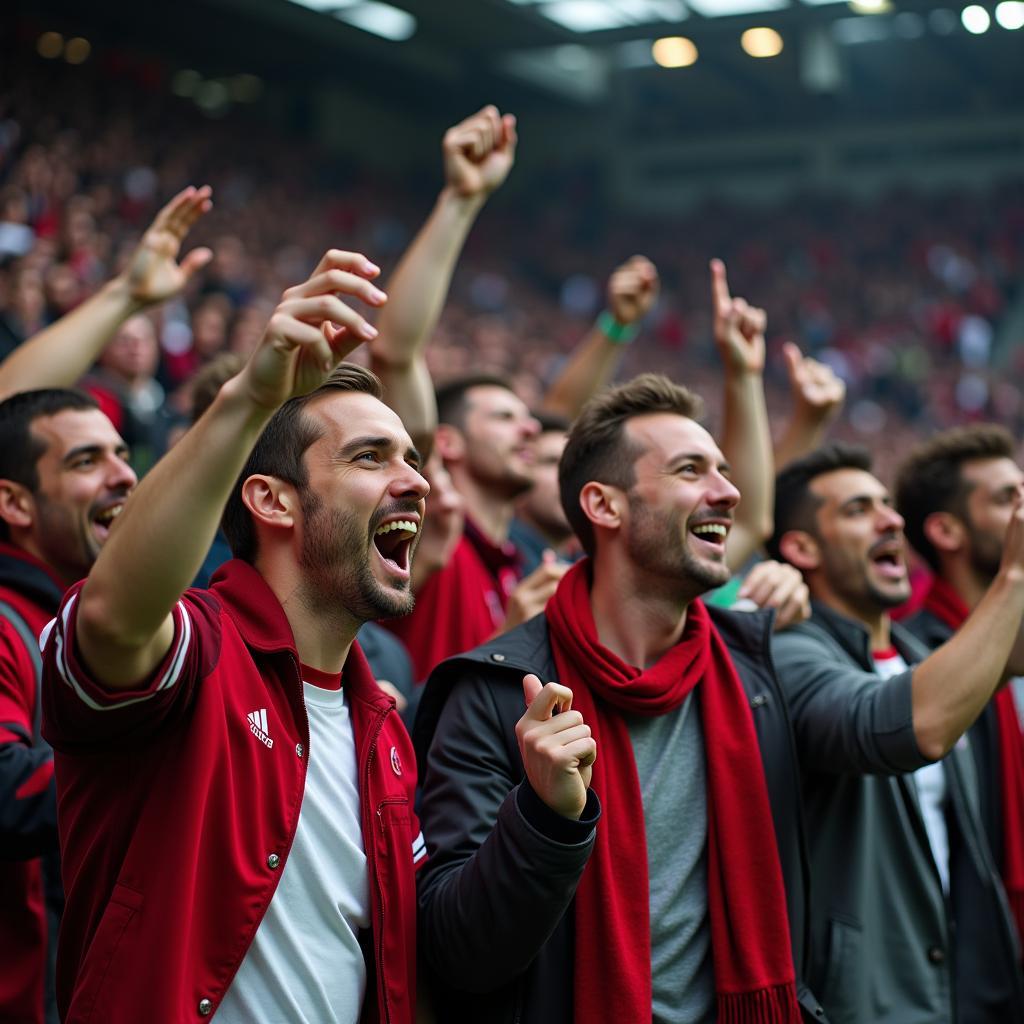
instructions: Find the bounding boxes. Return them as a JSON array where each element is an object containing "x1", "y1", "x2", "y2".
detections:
[
  {"x1": 336, "y1": 435, "x2": 422, "y2": 466},
  {"x1": 839, "y1": 492, "x2": 887, "y2": 511}
]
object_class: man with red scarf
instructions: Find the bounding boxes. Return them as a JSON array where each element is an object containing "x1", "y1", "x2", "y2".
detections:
[
  {"x1": 414, "y1": 370, "x2": 822, "y2": 1023},
  {"x1": 895, "y1": 425, "x2": 1024, "y2": 950},
  {"x1": 769, "y1": 441, "x2": 1024, "y2": 1024}
]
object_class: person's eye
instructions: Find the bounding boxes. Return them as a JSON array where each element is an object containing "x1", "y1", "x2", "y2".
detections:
[{"x1": 356, "y1": 451, "x2": 381, "y2": 464}]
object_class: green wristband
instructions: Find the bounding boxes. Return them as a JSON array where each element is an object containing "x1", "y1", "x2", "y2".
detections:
[{"x1": 597, "y1": 310, "x2": 640, "y2": 345}]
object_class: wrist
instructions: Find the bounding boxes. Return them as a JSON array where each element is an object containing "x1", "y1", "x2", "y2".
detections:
[
  {"x1": 596, "y1": 310, "x2": 640, "y2": 345},
  {"x1": 438, "y1": 185, "x2": 487, "y2": 217},
  {"x1": 102, "y1": 275, "x2": 147, "y2": 317}
]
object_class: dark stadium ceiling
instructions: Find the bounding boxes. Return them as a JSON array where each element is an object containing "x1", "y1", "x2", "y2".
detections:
[{"x1": 9, "y1": 0, "x2": 1024, "y2": 134}]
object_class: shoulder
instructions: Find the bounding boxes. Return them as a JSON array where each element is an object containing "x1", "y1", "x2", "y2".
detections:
[{"x1": 412, "y1": 614, "x2": 552, "y2": 766}]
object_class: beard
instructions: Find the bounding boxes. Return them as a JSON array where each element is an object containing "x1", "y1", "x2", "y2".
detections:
[
  {"x1": 625, "y1": 493, "x2": 731, "y2": 597},
  {"x1": 966, "y1": 522, "x2": 1003, "y2": 583},
  {"x1": 298, "y1": 490, "x2": 415, "y2": 623}
]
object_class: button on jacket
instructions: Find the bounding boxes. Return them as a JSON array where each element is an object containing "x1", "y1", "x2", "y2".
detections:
[{"x1": 42, "y1": 559, "x2": 423, "y2": 1024}]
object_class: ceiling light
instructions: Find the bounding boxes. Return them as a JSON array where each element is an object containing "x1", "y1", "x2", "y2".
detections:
[
  {"x1": 64, "y1": 37, "x2": 91, "y2": 64},
  {"x1": 961, "y1": 4, "x2": 991, "y2": 31},
  {"x1": 37, "y1": 32, "x2": 64, "y2": 59},
  {"x1": 652, "y1": 36, "x2": 698, "y2": 66},
  {"x1": 848, "y1": 0, "x2": 892, "y2": 13},
  {"x1": 687, "y1": 0, "x2": 787, "y2": 15},
  {"x1": 334, "y1": 1, "x2": 416, "y2": 40},
  {"x1": 741, "y1": 26, "x2": 784, "y2": 56},
  {"x1": 995, "y1": 0, "x2": 1024, "y2": 27}
]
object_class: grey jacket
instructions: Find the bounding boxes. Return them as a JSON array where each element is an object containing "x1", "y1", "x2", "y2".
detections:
[{"x1": 772, "y1": 601, "x2": 1024, "y2": 1024}]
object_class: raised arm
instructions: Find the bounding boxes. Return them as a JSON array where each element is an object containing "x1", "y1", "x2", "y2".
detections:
[
  {"x1": 371, "y1": 106, "x2": 516, "y2": 457},
  {"x1": 75, "y1": 250, "x2": 385, "y2": 689},
  {"x1": 773, "y1": 342, "x2": 846, "y2": 470},
  {"x1": 710, "y1": 259, "x2": 773, "y2": 571},
  {"x1": 541, "y1": 256, "x2": 658, "y2": 421},
  {"x1": 0, "y1": 186, "x2": 213, "y2": 400},
  {"x1": 911, "y1": 495, "x2": 1024, "y2": 760}
]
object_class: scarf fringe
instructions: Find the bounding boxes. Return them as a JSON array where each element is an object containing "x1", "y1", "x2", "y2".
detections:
[{"x1": 717, "y1": 982, "x2": 803, "y2": 1024}]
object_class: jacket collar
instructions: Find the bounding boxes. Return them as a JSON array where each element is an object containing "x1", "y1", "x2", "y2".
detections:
[
  {"x1": 0, "y1": 541, "x2": 67, "y2": 612},
  {"x1": 207, "y1": 558, "x2": 392, "y2": 711},
  {"x1": 808, "y1": 599, "x2": 927, "y2": 669}
]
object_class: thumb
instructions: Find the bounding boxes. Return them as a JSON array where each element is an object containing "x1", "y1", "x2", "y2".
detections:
[
  {"x1": 179, "y1": 247, "x2": 214, "y2": 281},
  {"x1": 782, "y1": 341, "x2": 803, "y2": 381},
  {"x1": 522, "y1": 673, "x2": 544, "y2": 708},
  {"x1": 541, "y1": 548, "x2": 558, "y2": 565}
]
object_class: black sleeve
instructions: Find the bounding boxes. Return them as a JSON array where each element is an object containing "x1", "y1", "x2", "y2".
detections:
[
  {"x1": 0, "y1": 731, "x2": 57, "y2": 860},
  {"x1": 416, "y1": 671, "x2": 599, "y2": 992}
]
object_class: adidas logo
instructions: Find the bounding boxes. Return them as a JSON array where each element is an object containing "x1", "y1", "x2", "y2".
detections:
[{"x1": 247, "y1": 708, "x2": 274, "y2": 749}]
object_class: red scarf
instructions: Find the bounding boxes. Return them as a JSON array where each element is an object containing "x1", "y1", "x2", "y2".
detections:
[
  {"x1": 545, "y1": 561, "x2": 801, "y2": 1024},
  {"x1": 923, "y1": 575, "x2": 1024, "y2": 943}
]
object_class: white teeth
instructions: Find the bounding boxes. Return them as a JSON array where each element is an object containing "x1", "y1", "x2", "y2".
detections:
[
  {"x1": 374, "y1": 520, "x2": 418, "y2": 537},
  {"x1": 692, "y1": 523, "x2": 727, "y2": 537}
]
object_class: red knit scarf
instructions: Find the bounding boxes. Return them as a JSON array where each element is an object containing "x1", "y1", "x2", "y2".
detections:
[
  {"x1": 545, "y1": 561, "x2": 801, "y2": 1024},
  {"x1": 923, "y1": 575, "x2": 1024, "y2": 944}
]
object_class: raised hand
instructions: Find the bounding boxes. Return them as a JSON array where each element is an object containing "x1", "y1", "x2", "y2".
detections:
[
  {"x1": 502, "y1": 552, "x2": 569, "y2": 633},
  {"x1": 737, "y1": 559, "x2": 811, "y2": 631},
  {"x1": 443, "y1": 105, "x2": 517, "y2": 199},
  {"x1": 711, "y1": 258, "x2": 766, "y2": 375},
  {"x1": 782, "y1": 341, "x2": 845, "y2": 427},
  {"x1": 119, "y1": 186, "x2": 214, "y2": 307},
  {"x1": 241, "y1": 250, "x2": 386, "y2": 410},
  {"x1": 515, "y1": 674, "x2": 596, "y2": 820},
  {"x1": 608, "y1": 255, "x2": 659, "y2": 326}
]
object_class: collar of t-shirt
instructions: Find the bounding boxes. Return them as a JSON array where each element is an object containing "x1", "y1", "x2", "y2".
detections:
[
  {"x1": 300, "y1": 663, "x2": 343, "y2": 691},
  {"x1": 872, "y1": 646, "x2": 908, "y2": 679},
  {"x1": 463, "y1": 516, "x2": 521, "y2": 578}
]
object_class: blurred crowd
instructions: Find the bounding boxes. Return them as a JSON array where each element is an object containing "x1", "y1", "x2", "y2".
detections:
[{"x1": 2, "y1": 50, "x2": 1022, "y2": 486}]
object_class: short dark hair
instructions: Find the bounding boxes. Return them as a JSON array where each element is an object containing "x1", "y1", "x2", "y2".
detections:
[
  {"x1": 895, "y1": 424, "x2": 1015, "y2": 571},
  {"x1": 221, "y1": 364, "x2": 384, "y2": 564},
  {"x1": 558, "y1": 373, "x2": 703, "y2": 556},
  {"x1": 434, "y1": 374, "x2": 514, "y2": 430},
  {"x1": 0, "y1": 389, "x2": 100, "y2": 541},
  {"x1": 767, "y1": 441, "x2": 873, "y2": 561},
  {"x1": 534, "y1": 411, "x2": 571, "y2": 435}
]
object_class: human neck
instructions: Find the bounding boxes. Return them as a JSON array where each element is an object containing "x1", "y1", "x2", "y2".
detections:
[
  {"x1": 814, "y1": 587, "x2": 891, "y2": 650},
  {"x1": 450, "y1": 472, "x2": 514, "y2": 547},
  {"x1": 940, "y1": 559, "x2": 989, "y2": 613},
  {"x1": 258, "y1": 555, "x2": 358, "y2": 673},
  {"x1": 589, "y1": 553, "x2": 692, "y2": 668},
  {"x1": 516, "y1": 508, "x2": 573, "y2": 552}
]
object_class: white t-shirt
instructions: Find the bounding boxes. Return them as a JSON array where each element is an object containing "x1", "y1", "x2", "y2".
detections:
[
  {"x1": 217, "y1": 674, "x2": 370, "y2": 1024},
  {"x1": 873, "y1": 647, "x2": 951, "y2": 892}
]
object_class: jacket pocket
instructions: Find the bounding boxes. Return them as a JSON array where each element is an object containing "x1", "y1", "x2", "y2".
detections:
[
  {"x1": 821, "y1": 917, "x2": 863, "y2": 1024},
  {"x1": 68, "y1": 883, "x2": 144, "y2": 1024}
]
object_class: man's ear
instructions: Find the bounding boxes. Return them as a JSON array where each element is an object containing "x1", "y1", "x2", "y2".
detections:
[
  {"x1": 241, "y1": 476, "x2": 296, "y2": 536},
  {"x1": 922, "y1": 511, "x2": 965, "y2": 556},
  {"x1": 0, "y1": 479, "x2": 34, "y2": 532},
  {"x1": 579, "y1": 482, "x2": 625, "y2": 536},
  {"x1": 433, "y1": 424, "x2": 465, "y2": 464},
  {"x1": 778, "y1": 530, "x2": 821, "y2": 573}
]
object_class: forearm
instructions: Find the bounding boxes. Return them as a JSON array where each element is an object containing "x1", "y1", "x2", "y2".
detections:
[
  {"x1": 774, "y1": 411, "x2": 830, "y2": 471},
  {"x1": 721, "y1": 369, "x2": 773, "y2": 570},
  {"x1": 913, "y1": 569, "x2": 1024, "y2": 759},
  {"x1": 0, "y1": 277, "x2": 140, "y2": 398},
  {"x1": 541, "y1": 326, "x2": 626, "y2": 421},
  {"x1": 79, "y1": 376, "x2": 272, "y2": 667}
]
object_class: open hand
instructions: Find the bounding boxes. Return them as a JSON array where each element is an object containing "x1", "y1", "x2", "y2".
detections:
[
  {"x1": 120, "y1": 185, "x2": 214, "y2": 307},
  {"x1": 241, "y1": 249, "x2": 386, "y2": 410}
]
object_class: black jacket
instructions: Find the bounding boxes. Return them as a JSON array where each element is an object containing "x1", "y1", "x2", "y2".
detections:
[{"x1": 413, "y1": 607, "x2": 827, "y2": 1024}]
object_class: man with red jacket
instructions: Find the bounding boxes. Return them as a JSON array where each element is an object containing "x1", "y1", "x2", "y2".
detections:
[
  {"x1": 41, "y1": 251, "x2": 426, "y2": 1024},
  {"x1": 0, "y1": 388, "x2": 136, "y2": 1024}
]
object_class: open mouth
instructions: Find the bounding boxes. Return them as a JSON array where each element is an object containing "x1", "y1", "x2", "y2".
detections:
[
  {"x1": 91, "y1": 502, "x2": 125, "y2": 538},
  {"x1": 371, "y1": 519, "x2": 418, "y2": 579},
  {"x1": 690, "y1": 521, "x2": 730, "y2": 551},
  {"x1": 870, "y1": 543, "x2": 906, "y2": 580}
]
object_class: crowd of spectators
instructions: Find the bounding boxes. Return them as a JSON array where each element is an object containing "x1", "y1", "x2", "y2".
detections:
[{"x1": 2, "y1": 48, "x2": 1022, "y2": 485}]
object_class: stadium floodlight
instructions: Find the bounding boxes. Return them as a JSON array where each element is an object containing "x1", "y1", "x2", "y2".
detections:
[
  {"x1": 960, "y1": 4, "x2": 992, "y2": 31},
  {"x1": 652, "y1": 36, "x2": 699, "y2": 66},
  {"x1": 995, "y1": 0, "x2": 1024, "y2": 27},
  {"x1": 741, "y1": 25, "x2": 784, "y2": 55}
]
